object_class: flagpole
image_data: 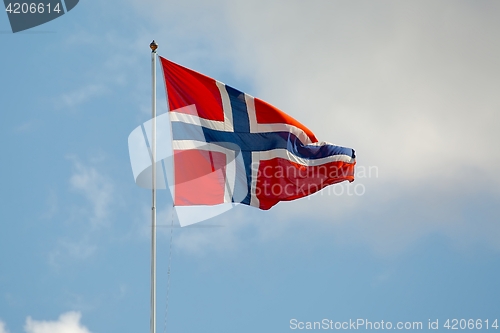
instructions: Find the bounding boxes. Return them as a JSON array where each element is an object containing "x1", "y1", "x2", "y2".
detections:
[{"x1": 149, "y1": 40, "x2": 158, "y2": 333}]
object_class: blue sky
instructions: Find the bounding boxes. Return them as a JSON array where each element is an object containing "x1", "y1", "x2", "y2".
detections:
[{"x1": 1, "y1": 0, "x2": 500, "y2": 332}]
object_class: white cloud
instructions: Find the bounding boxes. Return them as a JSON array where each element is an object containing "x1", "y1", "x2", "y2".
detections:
[
  {"x1": 58, "y1": 84, "x2": 108, "y2": 109},
  {"x1": 14, "y1": 120, "x2": 40, "y2": 133},
  {"x1": 41, "y1": 190, "x2": 58, "y2": 219},
  {"x1": 53, "y1": 27, "x2": 153, "y2": 116},
  {"x1": 0, "y1": 320, "x2": 9, "y2": 333},
  {"x1": 124, "y1": 0, "x2": 500, "y2": 255},
  {"x1": 69, "y1": 157, "x2": 114, "y2": 228},
  {"x1": 130, "y1": 0, "x2": 500, "y2": 190},
  {"x1": 132, "y1": 203, "x2": 240, "y2": 256},
  {"x1": 24, "y1": 312, "x2": 92, "y2": 333},
  {"x1": 173, "y1": 213, "x2": 244, "y2": 256},
  {"x1": 223, "y1": 0, "x2": 500, "y2": 184},
  {"x1": 49, "y1": 238, "x2": 98, "y2": 268},
  {"x1": 48, "y1": 157, "x2": 115, "y2": 266}
]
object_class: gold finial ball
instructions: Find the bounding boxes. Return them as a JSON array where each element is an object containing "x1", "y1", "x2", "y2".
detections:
[{"x1": 150, "y1": 40, "x2": 158, "y2": 52}]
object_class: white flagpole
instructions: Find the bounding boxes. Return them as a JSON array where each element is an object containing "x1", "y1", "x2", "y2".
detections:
[{"x1": 149, "y1": 40, "x2": 158, "y2": 333}]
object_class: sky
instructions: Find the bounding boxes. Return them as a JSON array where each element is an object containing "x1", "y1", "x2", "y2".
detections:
[{"x1": 1, "y1": 0, "x2": 500, "y2": 332}]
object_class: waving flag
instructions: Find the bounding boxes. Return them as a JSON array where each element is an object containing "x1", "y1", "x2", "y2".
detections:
[{"x1": 160, "y1": 56, "x2": 356, "y2": 210}]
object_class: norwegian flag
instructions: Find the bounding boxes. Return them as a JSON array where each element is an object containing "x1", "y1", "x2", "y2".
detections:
[{"x1": 160, "y1": 56, "x2": 356, "y2": 210}]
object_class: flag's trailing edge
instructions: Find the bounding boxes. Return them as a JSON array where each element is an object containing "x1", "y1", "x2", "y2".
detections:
[{"x1": 159, "y1": 56, "x2": 356, "y2": 210}]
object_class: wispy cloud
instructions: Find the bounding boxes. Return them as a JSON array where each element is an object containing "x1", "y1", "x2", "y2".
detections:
[
  {"x1": 57, "y1": 84, "x2": 108, "y2": 109},
  {"x1": 68, "y1": 156, "x2": 114, "y2": 228},
  {"x1": 49, "y1": 157, "x2": 116, "y2": 266},
  {"x1": 121, "y1": 0, "x2": 500, "y2": 257},
  {"x1": 41, "y1": 190, "x2": 58, "y2": 220},
  {"x1": 173, "y1": 220, "x2": 242, "y2": 256},
  {"x1": 49, "y1": 238, "x2": 98, "y2": 268},
  {"x1": 0, "y1": 320, "x2": 9, "y2": 333},
  {"x1": 169, "y1": 206, "x2": 274, "y2": 256},
  {"x1": 25, "y1": 312, "x2": 92, "y2": 333},
  {"x1": 14, "y1": 120, "x2": 41, "y2": 133}
]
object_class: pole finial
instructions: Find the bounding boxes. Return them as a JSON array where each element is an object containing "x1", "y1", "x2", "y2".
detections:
[{"x1": 150, "y1": 40, "x2": 158, "y2": 53}]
